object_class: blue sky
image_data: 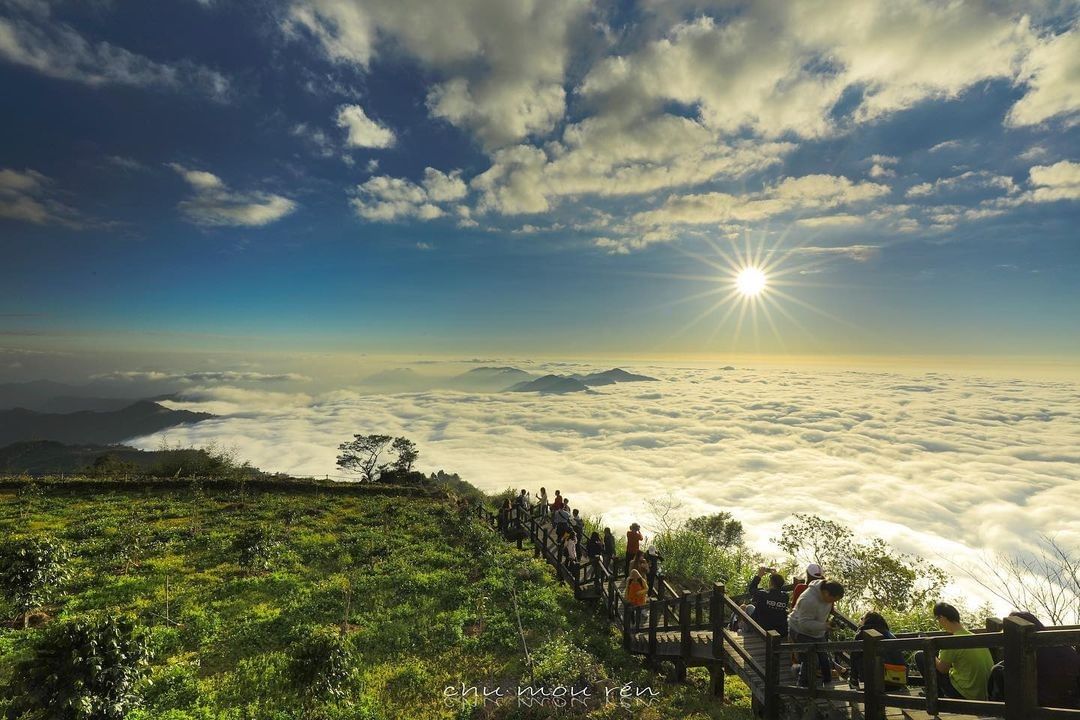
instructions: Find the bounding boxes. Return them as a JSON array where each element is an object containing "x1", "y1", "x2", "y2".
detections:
[{"x1": 2, "y1": 0, "x2": 1079, "y2": 371}]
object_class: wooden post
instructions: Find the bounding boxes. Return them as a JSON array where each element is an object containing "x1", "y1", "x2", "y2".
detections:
[
  {"x1": 608, "y1": 572, "x2": 617, "y2": 619},
  {"x1": 710, "y1": 582, "x2": 724, "y2": 660},
  {"x1": 622, "y1": 603, "x2": 632, "y2": 650},
  {"x1": 764, "y1": 630, "x2": 781, "y2": 720},
  {"x1": 986, "y1": 616, "x2": 1004, "y2": 663},
  {"x1": 515, "y1": 507, "x2": 524, "y2": 550},
  {"x1": 861, "y1": 629, "x2": 884, "y2": 720},
  {"x1": 1004, "y1": 615, "x2": 1036, "y2": 720},
  {"x1": 924, "y1": 637, "x2": 939, "y2": 719},
  {"x1": 680, "y1": 590, "x2": 692, "y2": 658},
  {"x1": 648, "y1": 599, "x2": 659, "y2": 657}
]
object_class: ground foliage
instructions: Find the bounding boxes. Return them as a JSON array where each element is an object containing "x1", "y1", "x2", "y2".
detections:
[{"x1": 0, "y1": 478, "x2": 753, "y2": 720}]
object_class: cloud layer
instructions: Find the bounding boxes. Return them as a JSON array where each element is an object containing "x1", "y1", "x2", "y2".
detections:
[
  {"x1": 133, "y1": 365, "x2": 1080, "y2": 601},
  {"x1": 170, "y1": 164, "x2": 298, "y2": 227}
]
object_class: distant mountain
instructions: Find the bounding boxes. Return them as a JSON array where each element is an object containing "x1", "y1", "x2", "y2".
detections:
[
  {"x1": 0, "y1": 441, "x2": 162, "y2": 475},
  {"x1": 575, "y1": 368, "x2": 658, "y2": 386},
  {"x1": 0, "y1": 380, "x2": 145, "y2": 413},
  {"x1": 38, "y1": 396, "x2": 138, "y2": 414},
  {"x1": 357, "y1": 368, "x2": 434, "y2": 392},
  {"x1": 508, "y1": 374, "x2": 591, "y2": 394},
  {"x1": 0, "y1": 401, "x2": 214, "y2": 446},
  {"x1": 448, "y1": 366, "x2": 535, "y2": 391}
]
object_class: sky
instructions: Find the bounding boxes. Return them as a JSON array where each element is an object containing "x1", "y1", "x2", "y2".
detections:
[{"x1": 1, "y1": 0, "x2": 1079, "y2": 369}]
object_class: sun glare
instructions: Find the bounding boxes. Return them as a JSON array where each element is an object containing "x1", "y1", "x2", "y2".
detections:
[{"x1": 736, "y1": 267, "x2": 767, "y2": 297}]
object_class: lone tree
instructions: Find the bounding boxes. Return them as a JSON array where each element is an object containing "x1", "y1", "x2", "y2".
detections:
[
  {"x1": 391, "y1": 437, "x2": 419, "y2": 473},
  {"x1": 0, "y1": 536, "x2": 70, "y2": 628},
  {"x1": 336, "y1": 434, "x2": 419, "y2": 481},
  {"x1": 336, "y1": 434, "x2": 393, "y2": 481}
]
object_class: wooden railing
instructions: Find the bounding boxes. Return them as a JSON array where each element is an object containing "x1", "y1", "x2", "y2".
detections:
[{"x1": 475, "y1": 501, "x2": 1080, "y2": 718}]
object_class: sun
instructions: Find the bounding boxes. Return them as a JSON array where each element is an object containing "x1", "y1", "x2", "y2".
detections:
[{"x1": 735, "y1": 266, "x2": 767, "y2": 297}]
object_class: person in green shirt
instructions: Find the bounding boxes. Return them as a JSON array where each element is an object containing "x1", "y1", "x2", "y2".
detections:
[{"x1": 914, "y1": 602, "x2": 995, "y2": 700}]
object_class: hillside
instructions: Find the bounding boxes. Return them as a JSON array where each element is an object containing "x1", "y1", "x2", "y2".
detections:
[
  {"x1": 0, "y1": 477, "x2": 752, "y2": 719},
  {"x1": 0, "y1": 401, "x2": 213, "y2": 446}
]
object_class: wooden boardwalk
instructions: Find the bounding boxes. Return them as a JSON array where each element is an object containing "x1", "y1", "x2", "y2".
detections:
[{"x1": 479, "y1": 503, "x2": 1080, "y2": 720}]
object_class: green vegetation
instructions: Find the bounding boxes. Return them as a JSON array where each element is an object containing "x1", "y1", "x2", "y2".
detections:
[{"x1": 0, "y1": 476, "x2": 754, "y2": 719}]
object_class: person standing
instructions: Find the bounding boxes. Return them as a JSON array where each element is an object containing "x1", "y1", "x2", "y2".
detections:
[
  {"x1": 552, "y1": 504, "x2": 572, "y2": 542},
  {"x1": 586, "y1": 531, "x2": 603, "y2": 559},
  {"x1": 571, "y1": 508, "x2": 585, "y2": 539},
  {"x1": 914, "y1": 603, "x2": 994, "y2": 700},
  {"x1": 602, "y1": 527, "x2": 616, "y2": 570},
  {"x1": 644, "y1": 542, "x2": 664, "y2": 594},
  {"x1": 625, "y1": 523, "x2": 643, "y2": 576},
  {"x1": 551, "y1": 490, "x2": 564, "y2": 512},
  {"x1": 625, "y1": 569, "x2": 648, "y2": 627},
  {"x1": 787, "y1": 579, "x2": 846, "y2": 688},
  {"x1": 537, "y1": 487, "x2": 549, "y2": 517},
  {"x1": 791, "y1": 563, "x2": 826, "y2": 606}
]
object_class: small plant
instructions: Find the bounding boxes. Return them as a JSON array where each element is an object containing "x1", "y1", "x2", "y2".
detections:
[
  {"x1": 286, "y1": 626, "x2": 357, "y2": 714},
  {"x1": 12, "y1": 614, "x2": 151, "y2": 719},
  {"x1": 0, "y1": 535, "x2": 70, "y2": 628},
  {"x1": 16, "y1": 480, "x2": 44, "y2": 519},
  {"x1": 232, "y1": 524, "x2": 281, "y2": 574}
]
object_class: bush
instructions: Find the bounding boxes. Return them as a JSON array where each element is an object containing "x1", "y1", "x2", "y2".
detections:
[
  {"x1": 286, "y1": 626, "x2": 357, "y2": 708},
  {"x1": 232, "y1": 524, "x2": 281, "y2": 574},
  {"x1": 529, "y1": 635, "x2": 607, "y2": 688},
  {"x1": 12, "y1": 614, "x2": 151, "y2": 719},
  {"x1": 0, "y1": 535, "x2": 70, "y2": 628}
]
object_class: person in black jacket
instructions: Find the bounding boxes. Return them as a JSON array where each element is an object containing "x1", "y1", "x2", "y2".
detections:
[
  {"x1": 602, "y1": 527, "x2": 615, "y2": 570},
  {"x1": 747, "y1": 566, "x2": 789, "y2": 636}
]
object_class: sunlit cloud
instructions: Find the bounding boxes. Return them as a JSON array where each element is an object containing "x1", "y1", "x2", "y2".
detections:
[{"x1": 129, "y1": 366, "x2": 1080, "y2": 607}]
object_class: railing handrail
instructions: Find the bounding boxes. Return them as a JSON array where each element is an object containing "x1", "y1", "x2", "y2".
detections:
[{"x1": 479, "y1": 502, "x2": 1080, "y2": 719}]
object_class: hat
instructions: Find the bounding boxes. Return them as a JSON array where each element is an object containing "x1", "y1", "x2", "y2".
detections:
[{"x1": 806, "y1": 563, "x2": 824, "y2": 579}]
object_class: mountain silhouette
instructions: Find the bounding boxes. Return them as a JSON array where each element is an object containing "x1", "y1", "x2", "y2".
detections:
[
  {"x1": 508, "y1": 375, "x2": 591, "y2": 394},
  {"x1": 574, "y1": 368, "x2": 658, "y2": 386},
  {"x1": 0, "y1": 401, "x2": 214, "y2": 446},
  {"x1": 448, "y1": 366, "x2": 535, "y2": 391}
]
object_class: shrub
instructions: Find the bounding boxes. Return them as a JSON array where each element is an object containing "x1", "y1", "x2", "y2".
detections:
[
  {"x1": 0, "y1": 535, "x2": 70, "y2": 628},
  {"x1": 529, "y1": 635, "x2": 607, "y2": 688},
  {"x1": 232, "y1": 524, "x2": 281, "y2": 574},
  {"x1": 12, "y1": 614, "x2": 151, "y2": 719},
  {"x1": 286, "y1": 626, "x2": 357, "y2": 709}
]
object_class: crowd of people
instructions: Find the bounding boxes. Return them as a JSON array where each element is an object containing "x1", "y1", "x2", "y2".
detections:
[{"x1": 496, "y1": 490, "x2": 1080, "y2": 708}]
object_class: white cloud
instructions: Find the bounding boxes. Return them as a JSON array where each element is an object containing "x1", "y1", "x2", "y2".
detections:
[
  {"x1": 350, "y1": 168, "x2": 468, "y2": 222},
  {"x1": 169, "y1": 164, "x2": 297, "y2": 227},
  {"x1": 633, "y1": 175, "x2": 889, "y2": 228},
  {"x1": 422, "y1": 168, "x2": 467, "y2": 202},
  {"x1": 796, "y1": 244, "x2": 881, "y2": 261},
  {"x1": 128, "y1": 366, "x2": 1080, "y2": 610},
  {"x1": 286, "y1": 0, "x2": 589, "y2": 148},
  {"x1": 1006, "y1": 25, "x2": 1080, "y2": 128},
  {"x1": 1023, "y1": 160, "x2": 1080, "y2": 202},
  {"x1": 795, "y1": 214, "x2": 863, "y2": 228},
  {"x1": 472, "y1": 115, "x2": 793, "y2": 215},
  {"x1": 0, "y1": 167, "x2": 83, "y2": 227},
  {"x1": 335, "y1": 104, "x2": 395, "y2": 149},
  {"x1": 905, "y1": 171, "x2": 1018, "y2": 198},
  {"x1": 93, "y1": 370, "x2": 311, "y2": 384},
  {"x1": 0, "y1": 6, "x2": 229, "y2": 98}
]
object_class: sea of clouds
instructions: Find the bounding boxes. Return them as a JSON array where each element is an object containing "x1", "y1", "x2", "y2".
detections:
[{"x1": 131, "y1": 365, "x2": 1080, "y2": 604}]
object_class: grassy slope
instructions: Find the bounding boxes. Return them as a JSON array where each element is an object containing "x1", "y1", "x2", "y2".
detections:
[{"x1": 0, "y1": 480, "x2": 754, "y2": 719}]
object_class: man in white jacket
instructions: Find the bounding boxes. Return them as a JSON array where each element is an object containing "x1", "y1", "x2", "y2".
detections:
[{"x1": 787, "y1": 579, "x2": 846, "y2": 687}]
